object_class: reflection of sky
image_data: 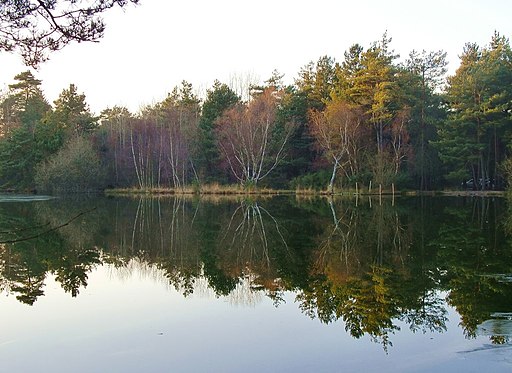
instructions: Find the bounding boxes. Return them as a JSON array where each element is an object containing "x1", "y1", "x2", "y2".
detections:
[{"x1": 0, "y1": 265, "x2": 510, "y2": 373}]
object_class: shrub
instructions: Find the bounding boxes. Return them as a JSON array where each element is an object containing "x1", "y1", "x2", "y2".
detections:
[
  {"x1": 289, "y1": 170, "x2": 331, "y2": 190},
  {"x1": 35, "y1": 136, "x2": 105, "y2": 193}
]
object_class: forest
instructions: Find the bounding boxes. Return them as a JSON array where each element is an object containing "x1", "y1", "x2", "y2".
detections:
[{"x1": 1, "y1": 32, "x2": 512, "y2": 194}]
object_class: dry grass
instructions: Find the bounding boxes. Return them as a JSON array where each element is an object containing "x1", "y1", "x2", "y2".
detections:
[
  {"x1": 106, "y1": 185, "x2": 505, "y2": 198},
  {"x1": 105, "y1": 184, "x2": 294, "y2": 197}
]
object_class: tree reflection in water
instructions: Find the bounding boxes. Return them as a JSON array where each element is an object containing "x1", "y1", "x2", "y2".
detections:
[{"x1": 0, "y1": 195, "x2": 511, "y2": 349}]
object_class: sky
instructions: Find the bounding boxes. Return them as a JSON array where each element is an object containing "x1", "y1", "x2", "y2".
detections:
[{"x1": 0, "y1": 0, "x2": 511, "y2": 114}]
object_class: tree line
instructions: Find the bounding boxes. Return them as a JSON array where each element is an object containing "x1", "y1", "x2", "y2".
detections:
[{"x1": 1, "y1": 32, "x2": 512, "y2": 193}]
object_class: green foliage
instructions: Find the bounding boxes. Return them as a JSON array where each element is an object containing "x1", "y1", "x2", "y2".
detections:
[
  {"x1": 0, "y1": 70, "x2": 50, "y2": 130},
  {"x1": 402, "y1": 50, "x2": 448, "y2": 190},
  {"x1": 296, "y1": 55, "x2": 337, "y2": 110},
  {"x1": 0, "y1": 71, "x2": 52, "y2": 189},
  {"x1": 46, "y1": 84, "x2": 98, "y2": 138},
  {"x1": 196, "y1": 80, "x2": 239, "y2": 183},
  {"x1": 271, "y1": 87, "x2": 316, "y2": 184},
  {"x1": 290, "y1": 170, "x2": 331, "y2": 190},
  {"x1": 2, "y1": 34, "x2": 512, "y2": 192},
  {"x1": 436, "y1": 33, "x2": 512, "y2": 188},
  {"x1": 502, "y1": 158, "x2": 512, "y2": 189},
  {"x1": 35, "y1": 136, "x2": 105, "y2": 193},
  {"x1": 0, "y1": 126, "x2": 37, "y2": 188}
]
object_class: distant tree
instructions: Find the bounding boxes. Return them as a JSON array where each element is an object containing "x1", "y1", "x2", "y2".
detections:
[
  {"x1": 97, "y1": 106, "x2": 134, "y2": 186},
  {"x1": 216, "y1": 87, "x2": 291, "y2": 186},
  {"x1": 6, "y1": 70, "x2": 44, "y2": 110},
  {"x1": 35, "y1": 135, "x2": 105, "y2": 192},
  {"x1": 403, "y1": 50, "x2": 447, "y2": 190},
  {"x1": 196, "y1": 81, "x2": 239, "y2": 183},
  {"x1": 272, "y1": 86, "x2": 316, "y2": 186},
  {"x1": 334, "y1": 33, "x2": 410, "y2": 186},
  {"x1": 333, "y1": 44, "x2": 364, "y2": 100},
  {"x1": 309, "y1": 99, "x2": 366, "y2": 192},
  {"x1": 0, "y1": 71, "x2": 51, "y2": 188},
  {"x1": 295, "y1": 55, "x2": 337, "y2": 110},
  {"x1": 125, "y1": 114, "x2": 160, "y2": 189},
  {"x1": 159, "y1": 81, "x2": 201, "y2": 189},
  {"x1": 124, "y1": 81, "x2": 201, "y2": 190},
  {"x1": 0, "y1": 0, "x2": 139, "y2": 66},
  {"x1": 389, "y1": 107, "x2": 412, "y2": 176},
  {"x1": 350, "y1": 34, "x2": 399, "y2": 157},
  {"x1": 0, "y1": 70, "x2": 50, "y2": 134},
  {"x1": 0, "y1": 126, "x2": 38, "y2": 188},
  {"x1": 46, "y1": 84, "x2": 97, "y2": 138},
  {"x1": 437, "y1": 33, "x2": 512, "y2": 187}
]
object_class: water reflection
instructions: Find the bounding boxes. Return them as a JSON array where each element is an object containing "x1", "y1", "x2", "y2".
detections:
[{"x1": 1, "y1": 195, "x2": 511, "y2": 349}]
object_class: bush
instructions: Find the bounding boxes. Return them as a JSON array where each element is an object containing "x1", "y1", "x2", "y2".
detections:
[
  {"x1": 35, "y1": 136, "x2": 105, "y2": 193},
  {"x1": 289, "y1": 170, "x2": 331, "y2": 190}
]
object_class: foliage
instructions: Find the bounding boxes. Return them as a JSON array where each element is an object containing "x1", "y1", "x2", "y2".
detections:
[
  {"x1": 0, "y1": 126, "x2": 37, "y2": 188},
  {"x1": 216, "y1": 87, "x2": 292, "y2": 185},
  {"x1": 290, "y1": 170, "x2": 333, "y2": 190},
  {"x1": 196, "y1": 80, "x2": 240, "y2": 183},
  {"x1": 309, "y1": 99, "x2": 367, "y2": 191},
  {"x1": 35, "y1": 135, "x2": 105, "y2": 193},
  {"x1": 96, "y1": 106, "x2": 134, "y2": 186},
  {"x1": 46, "y1": 83, "x2": 98, "y2": 138},
  {"x1": 0, "y1": 71, "x2": 52, "y2": 188},
  {"x1": 0, "y1": 0, "x2": 139, "y2": 66},
  {"x1": 436, "y1": 33, "x2": 512, "y2": 188},
  {"x1": 401, "y1": 50, "x2": 447, "y2": 190},
  {"x1": 1, "y1": 33, "x2": 512, "y2": 193}
]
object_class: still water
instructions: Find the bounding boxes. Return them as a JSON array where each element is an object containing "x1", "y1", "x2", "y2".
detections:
[{"x1": 0, "y1": 195, "x2": 511, "y2": 372}]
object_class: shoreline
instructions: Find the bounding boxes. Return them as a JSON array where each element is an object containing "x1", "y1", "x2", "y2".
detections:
[
  {"x1": 0, "y1": 188, "x2": 506, "y2": 198},
  {"x1": 102, "y1": 187, "x2": 507, "y2": 198}
]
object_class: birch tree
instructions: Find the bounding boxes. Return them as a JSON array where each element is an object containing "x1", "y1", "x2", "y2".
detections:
[
  {"x1": 309, "y1": 99, "x2": 365, "y2": 192},
  {"x1": 390, "y1": 107, "x2": 411, "y2": 176},
  {"x1": 216, "y1": 88, "x2": 291, "y2": 186},
  {"x1": 159, "y1": 82, "x2": 200, "y2": 189}
]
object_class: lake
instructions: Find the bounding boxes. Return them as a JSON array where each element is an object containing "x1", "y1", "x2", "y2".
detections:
[{"x1": 0, "y1": 195, "x2": 511, "y2": 372}]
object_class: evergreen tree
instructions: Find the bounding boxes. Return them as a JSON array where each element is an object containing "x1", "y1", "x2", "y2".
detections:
[
  {"x1": 0, "y1": 71, "x2": 51, "y2": 189},
  {"x1": 273, "y1": 86, "x2": 316, "y2": 185},
  {"x1": 437, "y1": 34, "x2": 512, "y2": 188},
  {"x1": 333, "y1": 34, "x2": 407, "y2": 186},
  {"x1": 46, "y1": 84, "x2": 97, "y2": 138},
  {"x1": 403, "y1": 50, "x2": 448, "y2": 190},
  {"x1": 295, "y1": 55, "x2": 337, "y2": 110},
  {"x1": 197, "y1": 81, "x2": 239, "y2": 183},
  {"x1": 0, "y1": 70, "x2": 50, "y2": 134}
]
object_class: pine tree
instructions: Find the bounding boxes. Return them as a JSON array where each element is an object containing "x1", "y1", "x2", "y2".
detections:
[
  {"x1": 197, "y1": 81, "x2": 239, "y2": 183},
  {"x1": 437, "y1": 34, "x2": 512, "y2": 188}
]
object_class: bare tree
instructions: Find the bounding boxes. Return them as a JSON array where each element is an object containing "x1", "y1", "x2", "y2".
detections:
[
  {"x1": 0, "y1": 0, "x2": 139, "y2": 66},
  {"x1": 158, "y1": 83, "x2": 200, "y2": 189},
  {"x1": 129, "y1": 118, "x2": 154, "y2": 189},
  {"x1": 309, "y1": 99, "x2": 365, "y2": 192},
  {"x1": 227, "y1": 71, "x2": 259, "y2": 103},
  {"x1": 390, "y1": 107, "x2": 411, "y2": 176},
  {"x1": 216, "y1": 88, "x2": 291, "y2": 186}
]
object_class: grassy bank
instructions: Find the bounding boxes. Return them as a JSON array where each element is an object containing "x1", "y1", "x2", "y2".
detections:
[
  {"x1": 104, "y1": 184, "x2": 506, "y2": 198},
  {"x1": 105, "y1": 184, "x2": 294, "y2": 197}
]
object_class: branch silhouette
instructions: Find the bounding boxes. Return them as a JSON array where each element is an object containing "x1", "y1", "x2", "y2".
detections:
[{"x1": 0, "y1": 207, "x2": 97, "y2": 244}]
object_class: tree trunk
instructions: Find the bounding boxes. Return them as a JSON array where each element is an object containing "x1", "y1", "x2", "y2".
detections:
[{"x1": 329, "y1": 158, "x2": 339, "y2": 193}]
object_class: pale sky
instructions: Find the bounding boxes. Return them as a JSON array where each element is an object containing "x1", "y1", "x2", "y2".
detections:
[{"x1": 0, "y1": 0, "x2": 510, "y2": 114}]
